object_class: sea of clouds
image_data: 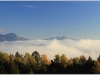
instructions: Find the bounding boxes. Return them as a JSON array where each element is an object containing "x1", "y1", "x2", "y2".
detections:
[{"x1": 0, "y1": 39, "x2": 100, "y2": 60}]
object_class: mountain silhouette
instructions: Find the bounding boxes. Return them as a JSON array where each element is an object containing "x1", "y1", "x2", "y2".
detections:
[
  {"x1": 45, "y1": 36, "x2": 77, "y2": 40},
  {"x1": 0, "y1": 33, "x2": 28, "y2": 41}
]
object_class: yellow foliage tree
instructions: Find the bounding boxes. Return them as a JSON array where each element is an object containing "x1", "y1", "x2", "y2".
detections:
[
  {"x1": 60, "y1": 54, "x2": 68, "y2": 68},
  {"x1": 1, "y1": 52, "x2": 9, "y2": 62},
  {"x1": 9, "y1": 54, "x2": 14, "y2": 62},
  {"x1": 24, "y1": 52, "x2": 37, "y2": 72},
  {"x1": 68, "y1": 58, "x2": 73, "y2": 66},
  {"x1": 93, "y1": 60, "x2": 100, "y2": 74}
]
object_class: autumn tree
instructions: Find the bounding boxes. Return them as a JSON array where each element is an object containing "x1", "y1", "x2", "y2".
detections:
[
  {"x1": 41, "y1": 54, "x2": 51, "y2": 72},
  {"x1": 1, "y1": 52, "x2": 9, "y2": 62},
  {"x1": 2, "y1": 52, "x2": 11, "y2": 73},
  {"x1": 68, "y1": 58, "x2": 73, "y2": 66},
  {"x1": 9, "y1": 54, "x2": 14, "y2": 62},
  {"x1": 24, "y1": 52, "x2": 37, "y2": 74},
  {"x1": 92, "y1": 60, "x2": 100, "y2": 74},
  {"x1": 60, "y1": 54, "x2": 68, "y2": 68},
  {"x1": 79, "y1": 55, "x2": 86, "y2": 65},
  {"x1": 0, "y1": 52, "x2": 10, "y2": 73},
  {"x1": 41, "y1": 54, "x2": 51, "y2": 66},
  {"x1": 92, "y1": 55, "x2": 100, "y2": 74}
]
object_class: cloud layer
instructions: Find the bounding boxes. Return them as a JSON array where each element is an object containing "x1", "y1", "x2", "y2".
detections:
[{"x1": 0, "y1": 39, "x2": 100, "y2": 60}]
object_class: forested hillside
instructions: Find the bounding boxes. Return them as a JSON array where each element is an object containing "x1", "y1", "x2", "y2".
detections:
[{"x1": 0, "y1": 51, "x2": 100, "y2": 74}]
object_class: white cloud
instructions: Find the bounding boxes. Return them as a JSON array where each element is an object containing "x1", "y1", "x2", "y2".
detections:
[
  {"x1": 22, "y1": 5, "x2": 39, "y2": 8},
  {"x1": 0, "y1": 39, "x2": 100, "y2": 60}
]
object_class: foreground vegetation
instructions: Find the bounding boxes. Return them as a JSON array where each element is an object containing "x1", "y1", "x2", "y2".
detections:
[{"x1": 0, "y1": 51, "x2": 100, "y2": 74}]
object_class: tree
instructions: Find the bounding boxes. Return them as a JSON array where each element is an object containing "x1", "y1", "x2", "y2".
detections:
[
  {"x1": 15, "y1": 51, "x2": 20, "y2": 58},
  {"x1": 41, "y1": 54, "x2": 51, "y2": 66},
  {"x1": 85, "y1": 56, "x2": 94, "y2": 74},
  {"x1": 73, "y1": 57, "x2": 80, "y2": 65},
  {"x1": 24, "y1": 52, "x2": 37, "y2": 73},
  {"x1": 40, "y1": 54, "x2": 51, "y2": 72},
  {"x1": 60, "y1": 54, "x2": 68, "y2": 68},
  {"x1": 1, "y1": 52, "x2": 9, "y2": 62},
  {"x1": 68, "y1": 58, "x2": 73, "y2": 66},
  {"x1": 9, "y1": 54, "x2": 14, "y2": 62},
  {"x1": 87, "y1": 56, "x2": 92, "y2": 64},
  {"x1": 92, "y1": 60, "x2": 100, "y2": 74},
  {"x1": 97, "y1": 55, "x2": 100, "y2": 63},
  {"x1": 14, "y1": 51, "x2": 26, "y2": 74},
  {"x1": 0, "y1": 52, "x2": 10, "y2": 73},
  {"x1": 54, "y1": 54, "x2": 60, "y2": 63},
  {"x1": 15, "y1": 52, "x2": 22, "y2": 64},
  {"x1": 79, "y1": 55, "x2": 86, "y2": 65},
  {"x1": 24, "y1": 52, "x2": 37, "y2": 66},
  {"x1": 92, "y1": 55, "x2": 100, "y2": 74},
  {"x1": 10, "y1": 65, "x2": 20, "y2": 74},
  {"x1": 32, "y1": 51, "x2": 41, "y2": 67}
]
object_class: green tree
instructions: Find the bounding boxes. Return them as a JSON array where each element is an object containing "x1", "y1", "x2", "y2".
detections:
[
  {"x1": 87, "y1": 56, "x2": 92, "y2": 64},
  {"x1": 14, "y1": 51, "x2": 23, "y2": 70},
  {"x1": 73, "y1": 57, "x2": 80, "y2": 65},
  {"x1": 54, "y1": 54, "x2": 60, "y2": 63},
  {"x1": 97, "y1": 55, "x2": 100, "y2": 63},
  {"x1": 11, "y1": 65, "x2": 20, "y2": 74},
  {"x1": 32, "y1": 51, "x2": 41, "y2": 67},
  {"x1": 15, "y1": 51, "x2": 20, "y2": 57}
]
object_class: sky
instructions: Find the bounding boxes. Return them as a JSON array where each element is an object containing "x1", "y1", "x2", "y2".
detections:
[
  {"x1": 0, "y1": 1, "x2": 100, "y2": 40},
  {"x1": 1, "y1": 1, "x2": 100, "y2": 60}
]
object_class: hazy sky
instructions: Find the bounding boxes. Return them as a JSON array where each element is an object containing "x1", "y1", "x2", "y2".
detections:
[{"x1": 0, "y1": 1, "x2": 100, "y2": 40}]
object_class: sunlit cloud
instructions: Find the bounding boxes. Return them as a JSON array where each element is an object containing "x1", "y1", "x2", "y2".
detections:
[{"x1": 0, "y1": 39, "x2": 100, "y2": 60}]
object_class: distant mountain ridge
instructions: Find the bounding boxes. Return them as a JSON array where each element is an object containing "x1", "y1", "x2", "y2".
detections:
[
  {"x1": 0, "y1": 33, "x2": 28, "y2": 41},
  {"x1": 44, "y1": 36, "x2": 77, "y2": 40},
  {"x1": 0, "y1": 33, "x2": 77, "y2": 41}
]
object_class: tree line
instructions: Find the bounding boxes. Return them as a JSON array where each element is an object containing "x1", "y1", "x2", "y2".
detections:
[{"x1": 0, "y1": 51, "x2": 100, "y2": 74}]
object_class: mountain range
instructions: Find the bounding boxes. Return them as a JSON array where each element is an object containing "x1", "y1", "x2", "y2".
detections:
[
  {"x1": 0, "y1": 33, "x2": 76, "y2": 41},
  {"x1": 45, "y1": 36, "x2": 77, "y2": 40},
  {"x1": 0, "y1": 33, "x2": 28, "y2": 41}
]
